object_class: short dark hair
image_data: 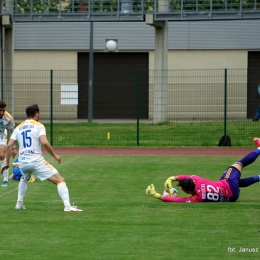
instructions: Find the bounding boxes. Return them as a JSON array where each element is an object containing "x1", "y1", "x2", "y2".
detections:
[
  {"x1": 177, "y1": 178, "x2": 195, "y2": 191},
  {"x1": 0, "y1": 100, "x2": 6, "y2": 109},
  {"x1": 26, "y1": 104, "x2": 39, "y2": 118}
]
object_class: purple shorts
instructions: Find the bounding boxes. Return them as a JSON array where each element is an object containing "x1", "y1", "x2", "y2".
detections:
[{"x1": 220, "y1": 166, "x2": 241, "y2": 202}]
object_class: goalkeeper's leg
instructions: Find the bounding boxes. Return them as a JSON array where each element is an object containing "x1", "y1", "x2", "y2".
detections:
[
  {"x1": 239, "y1": 175, "x2": 260, "y2": 187},
  {"x1": 231, "y1": 149, "x2": 260, "y2": 172}
]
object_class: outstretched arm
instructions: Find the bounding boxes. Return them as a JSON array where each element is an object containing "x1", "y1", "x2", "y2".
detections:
[
  {"x1": 146, "y1": 184, "x2": 164, "y2": 200},
  {"x1": 6, "y1": 120, "x2": 18, "y2": 158},
  {"x1": 146, "y1": 183, "x2": 199, "y2": 203},
  {"x1": 162, "y1": 195, "x2": 198, "y2": 203},
  {"x1": 40, "y1": 135, "x2": 61, "y2": 164}
]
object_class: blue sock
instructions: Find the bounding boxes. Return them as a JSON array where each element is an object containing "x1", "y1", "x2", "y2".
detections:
[
  {"x1": 239, "y1": 176, "x2": 260, "y2": 187},
  {"x1": 238, "y1": 149, "x2": 260, "y2": 167},
  {"x1": 253, "y1": 175, "x2": 260, "y2": 182}
]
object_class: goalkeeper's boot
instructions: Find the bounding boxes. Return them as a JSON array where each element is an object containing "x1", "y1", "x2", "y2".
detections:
[
  {"x1": 253, "y1": 137, "x2": 260, "y2": 147},
  {"x1": 28, "y1": 175, "x2": 36, "y2": 183}
]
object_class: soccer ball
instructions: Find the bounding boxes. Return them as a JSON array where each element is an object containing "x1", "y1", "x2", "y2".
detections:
[{"x1": 163, "y1": 187, "x2": 178, "y2": 198}]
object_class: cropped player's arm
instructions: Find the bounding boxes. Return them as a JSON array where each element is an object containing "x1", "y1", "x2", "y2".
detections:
[
  {"x1": 6, "y1": 119, "x2": 18, "y2": 156},
  {"x1": 6, "y1": 116, "x2": 15, "y2": 138},
  {"x1": 6, "y1": 120, "x2": 15, "y2": 135},
  {"x1": 1, "y1": 138, "x2": 16, "y2": 174},
  {"x1": 40, "y1": 135, "x2": 61, "y2": 164}
]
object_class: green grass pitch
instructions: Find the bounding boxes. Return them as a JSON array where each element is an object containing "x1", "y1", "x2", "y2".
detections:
[{"x1": 0, "y1": 154, "x2": 259, "y2": 260}]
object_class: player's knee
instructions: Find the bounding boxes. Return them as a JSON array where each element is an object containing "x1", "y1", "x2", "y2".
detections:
[
  {"x1": 231, "y1": 162, "x2": 243, "y2": 172},
  {"x1": 59, "y1": 177, "x2": 65, "y2": 183},
  {"x1": 57, "y1": 181, "x2": 66, "y2": 187},
  {"x1": 56, "y1": 174, "x2": 65, "y2": 184}
]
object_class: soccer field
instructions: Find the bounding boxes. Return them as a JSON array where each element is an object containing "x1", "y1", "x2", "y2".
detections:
[{"x1": 0, "y1": 154, "x2": 259, "y2": 260}]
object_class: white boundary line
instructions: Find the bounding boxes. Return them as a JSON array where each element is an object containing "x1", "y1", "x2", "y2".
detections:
[{"x1": 0, "y1": 188, "x2": 18, "y2": 198}]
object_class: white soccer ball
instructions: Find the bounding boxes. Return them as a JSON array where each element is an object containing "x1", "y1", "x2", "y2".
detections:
[{"x1": 163, "y1": 187, "x2": 178, "y2": 198}]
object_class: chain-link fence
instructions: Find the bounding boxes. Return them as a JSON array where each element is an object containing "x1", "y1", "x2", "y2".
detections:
[{"x1": 2, "y1": 68, "x2": 260, "y2": 147}]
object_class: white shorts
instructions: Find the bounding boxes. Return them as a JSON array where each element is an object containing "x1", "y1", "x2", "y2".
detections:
[
  {"x1": 20, "y1": 159, "x2": 58, "y2": 181},
  {"x1": 0, "y1": 130, "x2": 8, "y2": 146}
]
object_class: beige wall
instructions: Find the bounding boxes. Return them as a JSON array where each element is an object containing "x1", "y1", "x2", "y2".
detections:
[
  {"x1": 12, "y1": 51, "x2": 78, "y2": 119},
  {"x1": 12, "y1": 50, "x2": 248, "y2": 120},
  {"x1": 148, "y1": 50, "x2": 248, "y2": 120},
  {"x1": 15, "y1": 50, "x2": 248, "y2": 70},
  {"x1": 14, "y1": 50, "x2": 77, "y2": 70},
  {"x1": 149, "y1": 50, "x2": 248, "y2": 70}
]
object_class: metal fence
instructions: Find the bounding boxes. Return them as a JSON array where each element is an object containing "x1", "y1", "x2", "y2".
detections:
[
  {"x1": 2, "y1": 0, "x2": 260, "y2": 21},
  {"x1": 2, "y1": 68, "x2": 260, "y2": 147}
]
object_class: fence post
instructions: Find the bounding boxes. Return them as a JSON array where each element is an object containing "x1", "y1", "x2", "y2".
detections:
[
  {"x1": 218, "y1": 68, "x2": 231, "y2": 146},
  {"x1": 88, "y1": 21, "x2": 93, "y2": 122},
  {"x1": 136, "y1": 69, "x2": 140, "y2": 146},
  {"x1": 224, "y1": 68, "x2": 227, "y2": 136},
  {"x1": 50, "y1": 70, "x2": 53, "y2": 146}
]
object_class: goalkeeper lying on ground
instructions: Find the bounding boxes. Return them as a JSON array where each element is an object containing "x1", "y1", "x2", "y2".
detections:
[{"x1": 146, "y1": 138, "x2": 260, "y2": 203}]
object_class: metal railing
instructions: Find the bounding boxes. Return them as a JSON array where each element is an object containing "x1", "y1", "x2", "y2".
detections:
[
  {"x1": 1, "y1": 0, "x2": 260, "y2": 21},
  {"x1": 2, "y1": 68, "x2": 260, "y2": 147}
]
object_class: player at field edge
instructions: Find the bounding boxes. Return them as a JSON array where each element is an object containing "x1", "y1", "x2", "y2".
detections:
[
  {"x1": 1, "y1": 104, "x2": 82, "y2": 212},
  {"x1": 146, "y1": 138, "x2": 260, "y2": 202},
  {"x1": 0, "y1": 100, "x2": 18, "y2": 187}
]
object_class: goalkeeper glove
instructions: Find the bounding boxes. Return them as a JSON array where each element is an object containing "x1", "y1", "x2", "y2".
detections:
[
  {"x1": 164, "y1": 176, "x2": 177, "y2": 191},
  {"x1": 146, "y1": 184, "x2": 161, "y2": 199}
]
